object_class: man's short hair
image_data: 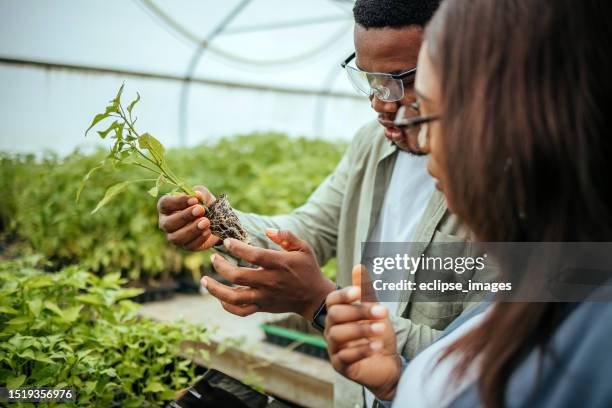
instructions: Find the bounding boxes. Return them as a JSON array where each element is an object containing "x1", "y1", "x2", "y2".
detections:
[{"x1": 353, "y1": 0, "x2": 441, "y2": 29}]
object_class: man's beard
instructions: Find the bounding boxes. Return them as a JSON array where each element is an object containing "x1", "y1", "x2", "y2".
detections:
[{"x1": 390, "y1": 140, "x2": 428, "y2": 156}]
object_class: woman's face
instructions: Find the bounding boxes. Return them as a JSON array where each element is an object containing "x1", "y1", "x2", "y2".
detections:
[{"x1": 413, "y1": 42, "x2": 452, "y2": 208}]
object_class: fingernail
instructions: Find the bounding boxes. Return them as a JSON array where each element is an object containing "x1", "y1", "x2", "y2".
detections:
[
  {"x1": 210, "y1": 254, "x2": 216, "y2": 263},
  {"x1": 265, "y1": 228, "x2": 278, "y2": 236},
  {"x1": 370, "y1": 340, "x2": 383, "y2": 351},
  {"x1": 192, "y1": 206, "x2": 203, "y2": 216},
  {"x1": 371, "y1": 322, "x2": 385, "y2": 333},
  {"x1": 201, "y1": 277, "x2": 207, "y2": 288},
  {"x1": 197, "y1": 219, "x2": 207, "y2": 230},
  {"x1": 371, "y1": 304, "x2": 386, "y2": 318},
  {"x1": 348, "y1": 286, "x2": 360, "y2": 299},
  {"x1": 187, "y1": 197, "x2": 198, "y2": 205},
  {"x1": 224, "y1": 238, "x2": 231, "y2": 249}
]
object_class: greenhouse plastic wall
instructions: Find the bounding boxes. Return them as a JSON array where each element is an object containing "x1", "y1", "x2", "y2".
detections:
[{"x1": 0, "y1": 64, "x2": 372, "y2": 155}]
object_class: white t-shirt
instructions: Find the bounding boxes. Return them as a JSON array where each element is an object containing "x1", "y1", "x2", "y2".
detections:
[
  {"x1": 391, "y1": 309, "x2": 488, "y2": 408},
  {"x1": 365, "y1": 151, "x2": 436, "y2": 407},
  {"x1": 368, "y1": 151, "x2": 435, "y2": 248}
]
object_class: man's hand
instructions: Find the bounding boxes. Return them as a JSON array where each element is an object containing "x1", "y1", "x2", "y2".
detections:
[
  {"x1": 202, "y1": 229, "x2": 336, "y2": 320},
  {"x1": 157, "y1": 185, "x2": 219, "y2": 251},
  {"x1": 324, "y1": 266, "x2": 402, "y2": 401}
]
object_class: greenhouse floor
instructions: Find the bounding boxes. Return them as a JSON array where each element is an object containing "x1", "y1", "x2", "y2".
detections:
[{"x1": 139, "y1": 293, "x2": 335, "y2": 408}]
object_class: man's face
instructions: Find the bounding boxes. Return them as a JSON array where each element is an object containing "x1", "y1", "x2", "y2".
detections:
[{"x1": 354, "y1": 24, "x2": 424, "y2": 153}]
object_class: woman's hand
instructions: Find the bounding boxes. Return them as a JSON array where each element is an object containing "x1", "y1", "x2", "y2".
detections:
[{"x1": 324, "y1": 266, "x2": 402, "y2": 401}]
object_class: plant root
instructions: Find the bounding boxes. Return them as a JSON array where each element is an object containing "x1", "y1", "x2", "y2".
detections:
[{"x1": 207, "y1": 194, "x2": 249, "y2": 243}]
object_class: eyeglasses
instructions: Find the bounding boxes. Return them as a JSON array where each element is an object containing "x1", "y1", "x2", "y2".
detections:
[
  {"x1": 341, "y1": 52, "x2": 417, "y2": 102},
  {"x1": 394, "y1": 104, "x2": 440, "y2": 148}
]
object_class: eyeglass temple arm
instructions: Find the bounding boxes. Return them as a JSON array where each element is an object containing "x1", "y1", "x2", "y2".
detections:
[
  {"x1": 395, "y1": 114, "x2": 441, "y2": 128},
  {"x1": 341, "y1": 52, "x2": 356, "y2": 68}
]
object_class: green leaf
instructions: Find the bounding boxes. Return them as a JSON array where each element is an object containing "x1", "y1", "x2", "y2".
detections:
[
  {"x1": 97, "y1": 120, "x2": 119, "y2": 139},
  {"x1": 85, "y1": 113, "x2": 109, "y2": 136},
  {"x1": 113, "y1": 83, "x2": 125, "y2": 107},
  {"x1": 7, "y1": 374, "x2": 26, "y2": 388},
  {"x1": 34, "y1": 351, "x2": 55, "y2": 364},
  {"x1": 0, "y1": 306, "x2": 19, "y2": 315},
  {"x1": 27, "y1": 298, "x2": 42, "y2": 315},
  {"x1": 114, "y1": 288, "x2": 144, "y2": 301},
  {"x1": 147, "y1": 174, "x2": 165, "y2": 197},
  {"x1": 76, "y1": 293, "x2": 103, "y2": 305},
  {"x1": 84, "y1": 380, "x2": 97, "y2": 394},
  {"x1": 26, "y1": 275, "x2": 53, "y2": 289},
  {"x1": 102, "y1": 272, "x2": 122, "y2": 286},
  {"x1": 62, "y1": 305, "x2": 83, "y2": 323},
  {"x1": 44, "y1": 301, "x2": 63, "y2": 317},
  {"x1": 127, "y1": 92, "x2": 141, "y2": 114},
  {"x1": 114, "y1": 122, "x2": 124, "y2": 141},
  {"x1": 17, "y1": 349, "x2": 35, "y2": 359},
  {"x1": 138, "y1": 133, "x2": 165, "y2": 165},
  {"x1": 75, "y1": 159, "x2": 106, "y2": 203},
  {"x1": 6, "y1": 316, "x2": 30, "y2": 325},
  {"x1": 143, "y1": 382, "x2": 165, "y2": 393},
  {"x1": 101, "y1": 368, "x2": 118, "y2": 378},
  {"x1": 91, "y1": 180, "x2": 144, "y2": 214}
]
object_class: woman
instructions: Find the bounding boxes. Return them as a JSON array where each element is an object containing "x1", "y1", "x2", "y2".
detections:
[{"x1": 324, "y1": 0, "x2": 612, "y2": 407}]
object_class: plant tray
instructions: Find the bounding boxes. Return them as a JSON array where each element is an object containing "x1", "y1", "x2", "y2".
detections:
[{"x1": 260, "y1": 315, "x2": 328, "y2": 360}]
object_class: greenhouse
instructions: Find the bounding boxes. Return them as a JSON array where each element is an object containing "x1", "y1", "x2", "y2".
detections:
[
  {"x1": 1, "y1": 1, "x2": 360, "y2": 406},
  {"x1": 3, "y1": 0, "x2": 612, "y2": 407}
]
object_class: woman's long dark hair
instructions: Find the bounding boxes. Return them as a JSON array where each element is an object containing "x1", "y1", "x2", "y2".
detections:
[{"x1": 426, "y1": 0, "x2": 612, "y2": 406}]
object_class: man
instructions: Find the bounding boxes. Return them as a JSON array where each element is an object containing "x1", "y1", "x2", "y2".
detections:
[{"x1": 157, "y1": 1, "x2": 492, "y2": 406}]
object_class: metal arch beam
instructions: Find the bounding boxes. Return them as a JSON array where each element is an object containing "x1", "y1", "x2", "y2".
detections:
[
  {"x1": 178, "y1": 0, "x2": 252, "y2": 146},
  {"x1": 0, "y1": 56, "x2": 362, "y2": 99},
  {"x1": 220, "y1": 15, "x2": 350, "y2": 35}
]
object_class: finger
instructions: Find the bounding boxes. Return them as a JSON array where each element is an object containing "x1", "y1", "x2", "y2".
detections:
[
  {"x1": 359, "y1": 264, "x2": 379, "y2": 304},
  {"x1": 203, "y1": 233, "x2": 221, "y2": 249},
  {"x1": 202, "y1": 276, "x2": 261, "y2": 306},
  {"x1": 193, "y1": 185, "x2": 216, "y2": 206},
  {"x1": 343, "y1": 338, "x2": 371, "y2": 349},
  {"x1": 196, "y1": 217, "x2": 211, "y2": 232},
  {"x1": 166, "y1": 217, "x2": 206, "y2": 246},
  {"x1": 157, "y1": 193, "x2": 198, "y2": 215},
  {"x1": 223, "y1": 238, "x2": 284, "y2": 269},
  {"x1": 335, "y1": 342, "x2": 382, "y2": 365},
  {"x1": 184, "y1": 229, "x2": 215, "y2": 251},
  {"x1": 185, "y1": 234, "x2": 207, "y2": 251},
  {"x1": 350, "y1": 264, "x2": 378, "y2": 303},
  {"x1": 210, "y1": 254, "x2": 268, "y2": 287},
  {"x1": 326, "y1": 286, "x2": 361, "y2": 309},
  {"x1": 159, "y1": 204, "x2": 206, "y2": 233},
  {"x1": 326, "y1": 320, "x2": 386, "y2": 345},
  {"x1": 326, "y1": 303, "x2": 386, "y2": 326},
  {"x1": 265, "y1": 228, "x2": 311, "y2": 253},
  {"x1": 351, "y1": 264, "x2": 362, "y2": 288},
  {"x1": 220, "y1": 301, "x2": 259, "y2": 317},
  {"x1": 185, "y1": 228, "x2": 217, "y2": 251}
]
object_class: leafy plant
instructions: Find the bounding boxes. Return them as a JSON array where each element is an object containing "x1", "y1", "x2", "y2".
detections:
[
  {"x1": 0, "y1": 134, "x2": 345, "y2": 282},
  {"x1": 80, "y1": 85, "x2": 247, "y2": 242},
  {"x1": 0, "y1": 256, "x2": 212, "y2": 407}
]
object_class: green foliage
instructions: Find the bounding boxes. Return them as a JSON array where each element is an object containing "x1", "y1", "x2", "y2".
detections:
[
  {"x1": 0, "y1": 257, "x2": 211, "y2": 407},
  {"x1": 81, "y1": 85, "x2": 196, "y2": 214},
  {"x1": 0, "y1": 133, "x2": 344, "y2": 281}
]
